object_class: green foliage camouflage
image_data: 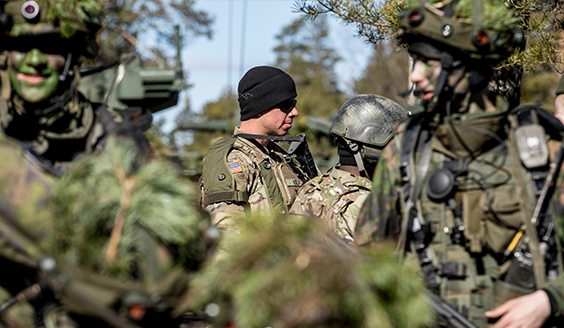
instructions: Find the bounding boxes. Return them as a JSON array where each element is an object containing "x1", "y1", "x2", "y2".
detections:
[
  {"x1": 44, "y1": 0, "x2": 102, "y2": 38},
  {"x1": 299, "y1": 0, "x2": 564, "y2": 72},
  {"x1": 49, "y1": 136, "x2": 210, "y2": 280},
  {"x1": 402, "y1": 0, "x2": 521, "y2": 30},
  {"x1": 186, "y1": 214, "x2": 434, "y2": 328},
  {"x1": 7, "y1": 0, "x2": 102, "y2": 38}
]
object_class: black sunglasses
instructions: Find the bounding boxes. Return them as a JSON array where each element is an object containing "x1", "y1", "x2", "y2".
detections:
[{"x1": 278, "y1": 99, "x2": 297, "y2": 113}]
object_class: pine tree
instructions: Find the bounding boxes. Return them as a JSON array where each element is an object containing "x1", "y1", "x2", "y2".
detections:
[
  {"x1": 49, "y1": 136, "x2": 210, "y2": 280},
  {"x1": 184, "y1": 214, "x2": 434, "y2": 328}
]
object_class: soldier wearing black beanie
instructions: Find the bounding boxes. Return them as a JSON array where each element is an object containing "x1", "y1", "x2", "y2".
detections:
[
  {"x1": 238, "y1": 66, "x2": 298, "y2": 121},
  {"x1": 200, "y1": 65, "x2": 311, "y2": 229}
]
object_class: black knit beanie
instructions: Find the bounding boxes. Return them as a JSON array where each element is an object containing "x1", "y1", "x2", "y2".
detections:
[{"x1": 238, "y1": 66, "x2": 297, "y2": 121}]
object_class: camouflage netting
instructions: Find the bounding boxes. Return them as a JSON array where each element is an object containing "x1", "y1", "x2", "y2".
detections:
[
  {"x1": 6, "y1": 0, "x2": 102, "y2": 38},
  {"x1": 48, "y1": 136, "x2": 211, "y2": 281},
  {"x1": 184, "y1": 214, "x2": 434, "y2": 328}
]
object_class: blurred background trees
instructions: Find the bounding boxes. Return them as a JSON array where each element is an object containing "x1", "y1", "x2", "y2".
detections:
[
  {"x1": 298, "y1": 0, "x2": 564, "y2": 111},
  {"x1": 98, "y1": 0, "x2": 564, "y2": 175},
  {"x1": 99, "y1": 0, "x2": 213, "y2": 67}
]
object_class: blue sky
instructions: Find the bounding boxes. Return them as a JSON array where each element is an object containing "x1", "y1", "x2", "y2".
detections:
[{"x1": 154, "y1": 0, "x2": 374, "y2": 131}]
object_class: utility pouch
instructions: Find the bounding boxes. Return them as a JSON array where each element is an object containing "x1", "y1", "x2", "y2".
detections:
[
  {"x1": 503, "y1": 251, "x2": 536, "y2": 290},
  {"x1": 489, "y1": 278, "x2": 533, "y2": 312},
  {"x1": 514, "y1": 124, "x2": 549, "y2": 169},
  {"x1": 412, "y1": 221, "x2": 435, "y2": 250},
  {"x1": 441, "y1": 262, "x2": 467, "y2": 279}
]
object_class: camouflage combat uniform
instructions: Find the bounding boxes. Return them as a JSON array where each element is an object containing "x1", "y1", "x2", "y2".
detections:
[
  {"x1": 201, "y1": 127, "x2": 309, "y2": 228},
  {"x1": 290, "y1": 166, "x2": 372, "y2": 242},
  {"x1": 0, "y1": 129, "x2": 54, "y2": 327},
  {"x1": 0, "y1": 91, "x2": 151, "y2": 174},
  {"x1": 355, "y1": 105, "x2": 564, "y2": 326}
]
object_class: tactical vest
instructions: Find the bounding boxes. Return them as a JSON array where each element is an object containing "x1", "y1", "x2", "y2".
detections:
[
  {"x1": 0, "y1": 92, "x2": 152, "y2": 175},
  {"x1": 399, "y1": 107, "x2": 564, "y2": 327},
  {"x1": 201, "y1": 135, "x2": 307, "y2": 215}
]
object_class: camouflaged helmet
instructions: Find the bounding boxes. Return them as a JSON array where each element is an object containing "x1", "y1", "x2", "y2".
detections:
[
  {"x1": 0, "y1": 0, "x2": 102, "y2": 57},
  {"x1": 397, "y1": 0, "x2": 524, "y2": 65},
  {"x1": 331, "y1": 94, "x2": 409, "y2": 149},
  {"x1": 331, "y1": 94, "x2": 409, "y2": 176}
]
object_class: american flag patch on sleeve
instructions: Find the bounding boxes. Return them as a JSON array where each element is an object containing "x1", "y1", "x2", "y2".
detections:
[{"x1": 228, "y1": 160, "x2": 243, "y2": 173}]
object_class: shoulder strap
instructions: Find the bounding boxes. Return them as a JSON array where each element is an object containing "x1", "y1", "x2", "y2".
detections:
[
  {"x1": 201, "y1": 137, "x2": 249, "y2": 207},
  {"x1": 234, "y1": 133, "x2": 319, "y2": 179},
  {"x1": 508, "y1": 105, "x2": 564, "y2": 283},
  {"x1": 398, "y1": 112, "x2": 442, "y2": 293}
]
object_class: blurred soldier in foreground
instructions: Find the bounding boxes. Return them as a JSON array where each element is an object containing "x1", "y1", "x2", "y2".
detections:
[
  {"x1": 0, "y1": 0, "x2": 151, "y2": 174},
  {"x1": 184, "y1": 213, "x2": 434, "y2": 328},
  {"x1": 0, "y1": 136, "x2": 213, "y2": 327},
  {"x1": 355, "y1": 0, "x2": 564, "y2": 327},
  {"x1": 290, "y1": 94, "x2": 408, "y2": 243},
  {"x1": 200, "y1": 66, "x2": 317, "y2": 229}
]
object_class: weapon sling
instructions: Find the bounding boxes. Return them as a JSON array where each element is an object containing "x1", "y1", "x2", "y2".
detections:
[
  {"x1": 234, "y1": 133, "x2": 320, "y2": 179},
  {"x1": 398, "y1": 113, "x2": 441, "y2": 293}
]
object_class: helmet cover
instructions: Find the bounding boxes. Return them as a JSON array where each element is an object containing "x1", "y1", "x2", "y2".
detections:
[
  {"x1": 398, "y1": 0, "x2": 524, "y2": 64},
  {"x1": 331, "y1": 94, "x2": 409, "y2": 148},
  {"x1": 0, "y1": 0, "x2": 102, "y2": 57}
]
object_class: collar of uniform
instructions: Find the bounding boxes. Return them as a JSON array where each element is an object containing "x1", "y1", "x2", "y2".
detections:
[{"x1": 233, "y1": 126, "x2": 271, "y2": 155}]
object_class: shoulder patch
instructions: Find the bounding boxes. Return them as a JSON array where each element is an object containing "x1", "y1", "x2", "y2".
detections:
[{"x1": 228, "y1": 160, "x2": 243, "y2": 173}]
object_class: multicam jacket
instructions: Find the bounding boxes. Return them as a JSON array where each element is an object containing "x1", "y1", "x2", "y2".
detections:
[
  {"x1": 289, "y1": 166, "x2": 371, "y2": 243},
  {"x1": 0, "y1": 130, "x2": 54, "y2": 327},
  {"x1": 355, "y1": 107, "x2": 564, "y2": 327},
  {"x1": 201, "y1": 127, "x2": 309, "y2": 229}
]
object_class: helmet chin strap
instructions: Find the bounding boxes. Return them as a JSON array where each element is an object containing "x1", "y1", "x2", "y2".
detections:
[
  {"x1": 433, "y1": 52, "x2": 455, "y2": 100},
  {"x1": 34, "y1": 67, "x2": 80, "y2": 117},
  {"x1": 58, "y1": 53, "x2": 74, "y2": 82},
  {"x1": 347, "y1": 141, "x2": 370, "y2": 178}
]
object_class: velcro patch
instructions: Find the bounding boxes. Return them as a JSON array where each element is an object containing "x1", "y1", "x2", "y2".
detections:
[
  {"x1": 228, "y1": 160, "x2": 243, "y2": 173},
  {"x1": 286, "y1": 179, "x2": 303, "y2": 187}
]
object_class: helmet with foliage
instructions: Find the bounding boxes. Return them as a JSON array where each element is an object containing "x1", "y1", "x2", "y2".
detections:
[
  {"x1": 398, "y1": 0, "x2": 524, "y2": 104},
  {"x1": 398, "y1": 0, "x2": 523, "y2": 64},
  {"x1": 330, "y1": 94, "x2": 408, "y2": 175},
  {"x1": 0, "y1": 0, "x2": 102, "y2": 58}
]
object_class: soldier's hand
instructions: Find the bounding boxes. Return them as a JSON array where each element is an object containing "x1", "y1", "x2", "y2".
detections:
[{"x1": 484, "y1": 290, "x2": 550, "y2": 328}]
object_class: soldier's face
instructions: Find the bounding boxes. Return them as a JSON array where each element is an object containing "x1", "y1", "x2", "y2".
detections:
[
  {"x1": 8, "y1": 48, "x2": 66, "y2": 103},
  {"x1": 409, "y1": 55, "x2": 468, "y2": 104},
  {"x1": 259, "y1": 98, "x2": 299, "y2": 136},
  {"x1": 409, "y1": 56, "x2": 441, "y2": 101}
]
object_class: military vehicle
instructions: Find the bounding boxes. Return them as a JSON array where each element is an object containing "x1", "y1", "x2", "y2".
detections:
[{"x1": 79, "y1": 26, "x2": 185, "y2": 114}]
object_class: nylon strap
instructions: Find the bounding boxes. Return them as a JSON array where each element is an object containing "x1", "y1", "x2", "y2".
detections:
[
  {"x1": 398, "y1": 113, "x2": 425, "y2": 251},
  {"x1": 398, "y1": 113, "x2": 441, "y2": 292},
  {"x1": 203, "y1": 191, "x2": 249, "y2": 207},
  {"x1": 234, "y1": 133, "x2": 319, "y2": 179},
  {"x1": 507, "y1": 115, "x2": 546, "y2": 287}
]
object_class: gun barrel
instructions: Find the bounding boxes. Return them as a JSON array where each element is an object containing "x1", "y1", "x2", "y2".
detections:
[{"x1": 425, "y1": 290, "x2": 478, "y2": 328}]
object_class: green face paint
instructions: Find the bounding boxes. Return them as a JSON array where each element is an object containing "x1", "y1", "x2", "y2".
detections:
[{"x1": 8, "y1": 48, "x2": 66, "y2": 103}]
